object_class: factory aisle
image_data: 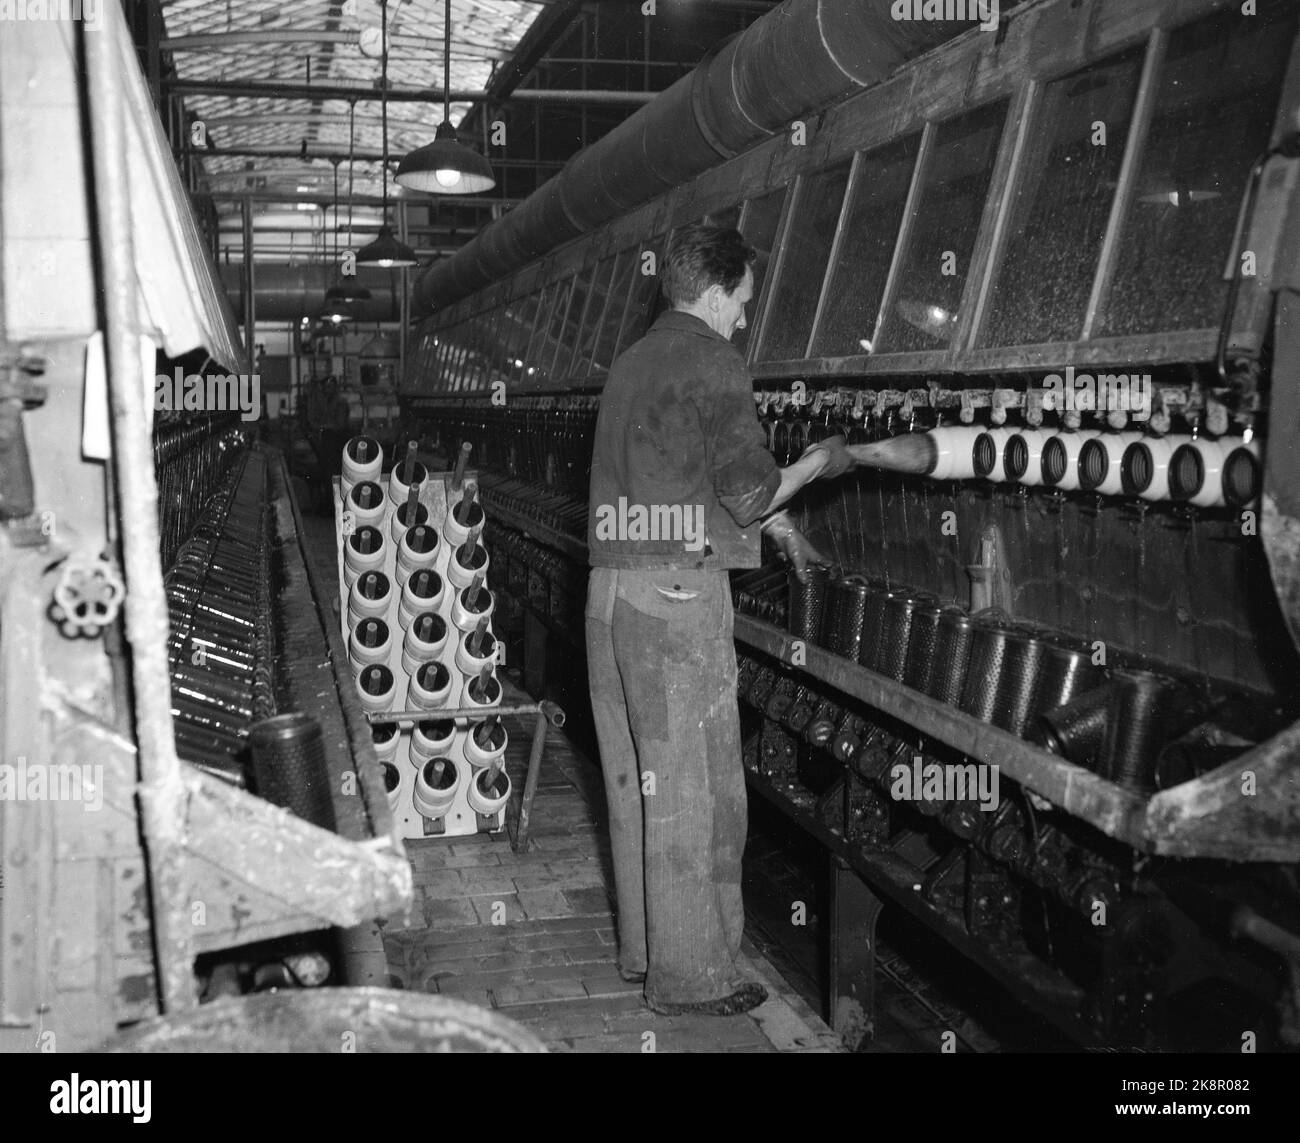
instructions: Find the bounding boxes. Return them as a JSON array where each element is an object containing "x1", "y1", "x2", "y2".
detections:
[
  {"x1": 299, "y1": 513, "x2": 841, "y2": 1052},
  {"x1": 379, "y1": 690, "x2": 844, "y2": 1053}
]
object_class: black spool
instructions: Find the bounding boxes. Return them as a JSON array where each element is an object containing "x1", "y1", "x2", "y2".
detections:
[
  {"x1": 879, "y1": 591, "x2": 935, "y2": 683},
  {"x1": 1033, "y1": 636, "x2": 1105, "y2": 716},
  {"x1": 346, "y1": 436, "x2": 380, "y2": 465},
  {"x1": 460, "y1": 586, "x2": 493, "y2": 615},
  {"x1": 468, "y1": 673, "x2": 502, "y2": 705},
  {"x1": 1103, "y1": 669, "x2": 1183, "y2": 793},
  {"x1": 903, "y1": 603, "x2": 944, "y2": 693},
  {"x1": 856, "y1": 582, "x2": 893, "y2": 671},
  {"x1": 929, "y1": 608, "x2": 973, "y2": 704},
  {"x1": 787, "y1": 565, "x2": 830, "y2": 642},
  {"x1": 821, "y1": 575, "x2": 872, "y2": 662},
  {"x1": 418, "y1": 718, "x2": 455, "y2": 742},
  {"x1": 1035, "y1": 684, "x2": 1113, "y2": 770},
  {"x1": 248, "y1": 712, "x2": 337, "y2": 831},
  {"x1": 372, "y1": 722, "x2": 398, "y2": 745},
  {"x1": 958, "y1": 614, "x2": 1013, "y2": 723},
  {"x1": 991, "y1": 627, "x2": 1046, "y2": 735}
]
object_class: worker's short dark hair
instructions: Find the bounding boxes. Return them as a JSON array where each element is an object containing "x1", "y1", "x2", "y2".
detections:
[{"x1": 661, "y1": 224, "x2": 757, "y2": 307}]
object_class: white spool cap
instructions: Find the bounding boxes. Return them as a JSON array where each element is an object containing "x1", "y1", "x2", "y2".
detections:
[
  {"x1": 413, "y1": 756, "x2": 461, "y2": 819},
  {"x1": 464, "y1": 718, "x2": 508, "y2": 770},
  {"x1": 409, "y1": 660, "x2": 453, "y2": 711},
  {"x1": 467, "y1": 766, "x2": 511, "y2": 816},
  {"x1": 341, "y1": 436, "x2": 382, "y2": 495},
  {"x1": 355, "y1": 664, "x2": 397, "y2": 713},
  {"x1": 349, "y1": 616, "x2": 393, "y2": 670},
  {"x1": 447, "y1": 541, "x2": 491, "y2": 590},
  {"x1": 345, "y1": 480, "x2": 388, "y2": 530},
  {"x1": 398, "y1": 569, "x2": 446, "y2": 628}
]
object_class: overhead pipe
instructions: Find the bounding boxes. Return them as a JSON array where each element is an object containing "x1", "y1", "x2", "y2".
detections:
[
  {"x1": 414, "y1": 0, "x2": 954, "y2": 313},
  {"x1": 218, "y1": 263, "x2": 400, "y2": 322}
]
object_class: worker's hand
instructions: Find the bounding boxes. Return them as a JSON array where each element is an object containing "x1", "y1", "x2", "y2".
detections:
[
  {"x1": 801, "y1": 434, "x2": 855, "y2": 480},
  {"x1": 763, "y1": 512, "x2": 833, "y2": 582}
]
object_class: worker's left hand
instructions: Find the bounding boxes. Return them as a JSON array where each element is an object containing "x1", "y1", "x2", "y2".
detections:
[{"x1": 769, "y1": 522, "x2": 833, "y2": 582}]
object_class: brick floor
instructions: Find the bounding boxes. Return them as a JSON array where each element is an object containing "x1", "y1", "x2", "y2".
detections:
[{"x1": 384, "y1": 672, "x2": 844, "y2": 1054}]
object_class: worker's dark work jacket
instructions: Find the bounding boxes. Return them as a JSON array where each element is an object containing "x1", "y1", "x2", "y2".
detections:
[{"x1": 587, "y1": 310, "x2": 780, "y2": 571}]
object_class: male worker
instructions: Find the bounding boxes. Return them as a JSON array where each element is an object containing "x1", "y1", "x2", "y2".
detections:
[{"x1": 586, "y1": 224, "x2": 853, "y2": 1016}]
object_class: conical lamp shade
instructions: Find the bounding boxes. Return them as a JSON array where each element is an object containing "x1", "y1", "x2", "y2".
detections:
[
  {"x1": 356, "y1": 224, "x2": 419, "y2": 268},
  {"x1": 326, "y1": 278, "x2": 372, "y2": 303},
  {"x1": 316, "y1": 297, "x2": 354, "y2": 325},
  {"x1": 396, "y1": 121, "x2": 496, "y2": 194}
]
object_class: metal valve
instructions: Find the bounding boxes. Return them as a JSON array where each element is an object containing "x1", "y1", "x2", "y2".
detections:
[{"x1": 50, "y1": 553, "x2": 125, "y2": 638}]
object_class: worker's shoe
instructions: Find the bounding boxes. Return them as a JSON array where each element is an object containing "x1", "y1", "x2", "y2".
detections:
[
  {"x1": 618, "y1": 967, "x2": 647, "y2": 984},
  {"x1": 647, "y1": 983, "x2": 768, "y2": 1017}
]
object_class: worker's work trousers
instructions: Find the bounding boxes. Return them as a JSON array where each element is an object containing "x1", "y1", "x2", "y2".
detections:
[{"x1": 585, "y1": 566, "x2": 748, "y2": 1006}]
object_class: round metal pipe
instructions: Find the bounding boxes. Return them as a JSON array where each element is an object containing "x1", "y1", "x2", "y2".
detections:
[{"x1": 218, "y1": 263, "x2": 400, "y2": 321}]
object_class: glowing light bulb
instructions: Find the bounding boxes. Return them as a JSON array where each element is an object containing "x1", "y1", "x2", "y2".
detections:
[{"x1": 435, "y1": 168, "x2": 462, "y2": 188}]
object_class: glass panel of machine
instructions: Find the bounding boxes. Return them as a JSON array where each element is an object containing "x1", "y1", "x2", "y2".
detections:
[
  {"x1": 538, "y1": 275, "x2": 574, "y2": 383},
  {"x1": 552, "y1": 267, "x2": 593, "y2": 379},
  {"x1": 982, "y1": 45, "x2": 1146, "y2": 347},
  {"x1": 735, "y1": 187, "x2": 787, "y2": 356},
  {"x1": 616, "y1": 236, "x2": 666, "y2": 354},
  {"x1": 1096, "y1": 8, "x2": 1297, "y2": 338},
  {"x1": 590, "y1": 249, "x2": 636, "y2": 375},
  {"x1": 707, "y1": 203, "x2": 742, "y2": 230},
  {"x1": 757, "y1": 161, "x2": 853, "y2": 362},
  {"x1": 572, "y1": 256, "x2": 617, "y2": 379},
  {"x1": 522, "y1": 282, "x2": 554, "y2": 373},
  {"x1": 503, "y1": 291, "x2": 539, "y2": 382},
  {"x1": 811, "y1": 134, "x2": 922, "y2": 358},
  {"x1": 874, "y1": 104, "x2": 1007, "y2": 354}
]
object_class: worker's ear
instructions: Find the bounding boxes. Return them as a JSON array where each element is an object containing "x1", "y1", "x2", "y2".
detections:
[{"x1": 706, "y1": 283, "x2": 725, "y2": 313}]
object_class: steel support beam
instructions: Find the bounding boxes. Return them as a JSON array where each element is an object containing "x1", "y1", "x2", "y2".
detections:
[{"x1": 168, "y1": 79, "x2": 655, "y2": 105}]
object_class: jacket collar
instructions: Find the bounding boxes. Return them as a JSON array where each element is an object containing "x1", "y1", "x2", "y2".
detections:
[{"x1": 650, "y1": 309, "x2": 730, "y2": 345}]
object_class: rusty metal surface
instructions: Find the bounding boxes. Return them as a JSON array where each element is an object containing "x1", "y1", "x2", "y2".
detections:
[{"x1": 85, "y1": 9, "x2": 196, "y2": 1015}]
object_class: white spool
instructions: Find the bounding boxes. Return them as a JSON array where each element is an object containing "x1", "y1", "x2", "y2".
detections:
[
  {"x1": 455, "y1": 628, "x2": 497, "y2": 677},
  {"x1": 464, "y1": 718, "x2": 508, "y2": 770},
  {"x1": 371, "y1": 722, "x2": 401, "y2": 763},
  {"x1": 347, "y1": 570, "x2": 392, "y2": 626},
  {"x1": 1170, "y1": 439, "x2": 1228, "y2": 508},
  {"x1": 467, "y1": 766, "x2": 511, "y2": 816},
  {"x1": 973, "y1": 427, "x2": 1016, "y2": 483},
  {"x1": 398, "y1": 569, "x2": 446, "y2": 628},
  {"x1": 1121, "y1": 435, "x2": 1180, "y2": 501},
  {"x1": 1005, "y1": 428, "x2": 1054, "y2": 487},
  {"x1": 355, "y1": 664, "x2": 397, "y2": 713},
  {"x1": 413, "y1": 756, "x2": 461, "y2": 820},
  {"x1": 1221, "y1": 438, "x2": 1262, "y2": 508},
  {"x1": 1041, "y1": 430, "x2": 1101, "y2": 491},
  {"x1": 463, "y1": 671, "x2": 501, "y2": 710},
  {"x1": 1078, "y1": 431, "x2": 1143, "y2": 497},
  {"x1": 341, "y1": 436, "x2": 382, "y2": 496},
  {"x1": 388, "y1": 458, "x2": 429, "y2": 508},
  {"x1": 409, "y1": 661, "x2": 453, "y2": 711},
  {"x1": 381, "y1": 761, "x2": 402, "y2": 812},
  {"x1": 443, "y1": 495, "x2": 485, "y2": 547},
  {"x1": 928, "y1": 426, "x2": 982, "y2": 481},
  {"x1": 446, "y1": 541, "x2": 490, "y2": 590},
  {"x1": 349, "y1": 616, "x2": 393, "y2": 670},
  {"x1": 344, "y1": 480, "x2": 388, "y2": 530},
  {"x1": 344, "y1": 526, "x2": 387, "y2": 581},
  {"x1": 412, "y1": 718, "x2": 457, "y2": 759},
  {"x1": 402, "y1": 612, "x2": 450, "y2": 677},
  {"x1": 452, "y1": 586, "x2": 495, "y2": 632},
  {"x1": 389, "y1": 498, "x2": 430, "y2": 544},
  {"x1": 395, "y1": 524, "x2": 441, "y2": 586}
]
